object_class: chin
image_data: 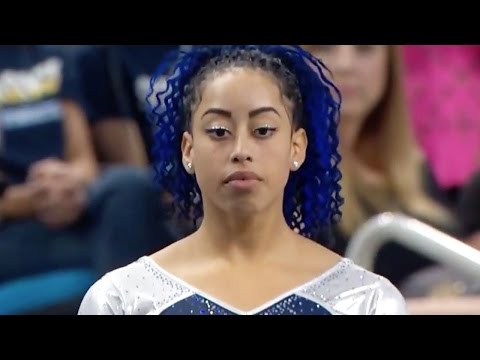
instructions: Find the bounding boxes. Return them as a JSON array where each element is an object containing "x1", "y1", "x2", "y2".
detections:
[
  {"x1": 216, "y1": 198, "x2": 265, "y2": 218},
  {"x1": 340, "y1": 100, "x2": 372, "y2": 121},
  {"x1": 340, "y1": 106, "x2": 362, "y2": 119},
  {"x1": 228, "y1": 201, "x2": 262, "y2": 215}
]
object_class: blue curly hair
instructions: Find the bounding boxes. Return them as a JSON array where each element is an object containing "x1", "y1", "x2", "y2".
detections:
[{"x1": 146, "y1": 45, "x2": 343, "y2": 245}]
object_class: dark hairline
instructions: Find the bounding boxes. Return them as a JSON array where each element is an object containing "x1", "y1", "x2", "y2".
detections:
[{"x1": 185, "y1": 65, "x2": 301, "y2": 133}]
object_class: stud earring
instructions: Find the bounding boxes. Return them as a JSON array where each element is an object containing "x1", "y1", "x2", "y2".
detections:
[
  {"x1": 293, "y1": 161, "x2": 299, "y2": 169},
  {"x1": 187, "y1": 162, "x2": 192, "y2": 169}
]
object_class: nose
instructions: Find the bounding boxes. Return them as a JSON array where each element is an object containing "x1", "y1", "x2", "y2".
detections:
[
  {"x1": 230, "y1": 131, "x2": 253, "y2": 163},
  {"x1": 332, "y1": 45, "x2": 356, "y2": 73}
]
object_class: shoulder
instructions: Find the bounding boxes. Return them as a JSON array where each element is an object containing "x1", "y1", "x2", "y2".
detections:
[
  {"x1": 77, "y1": 259, "x2": 142, "y2": 315},
  {"x1": 343, "y1": 260, "x2": 408, "y2": 315},
  {"x1": 35, "y1": 45, "x2": 91, "y2": 78},
  {"x1": 75, "y1": 45, "x2": 110, "y2": 71},
  {"x1": 301, "y1": 258, "x2": 408, "y2": 315},
  {"x1": 360, "y1": 270, "x2": 408, "y2": 315},
  {"x1": 78, "y1": 256, "x2": 191, "y2": 315}
]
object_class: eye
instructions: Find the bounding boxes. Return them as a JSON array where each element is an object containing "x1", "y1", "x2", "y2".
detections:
[
  {"x1": 312, "y1": 45, "x2": 337, "y2": 54},
  {"x1": 205, "y1": 126, "x2": 231, "y2": 139},
  {"x1": 355, "y1": 45, "x2": 376, "y2": 53},
  {"x1": 253, "y1": 125, "x2": 277, "y2": 138}
]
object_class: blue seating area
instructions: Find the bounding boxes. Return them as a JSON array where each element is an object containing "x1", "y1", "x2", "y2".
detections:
[{"x1": 0, "y1": 268, "x2": 95, "y2": 315}]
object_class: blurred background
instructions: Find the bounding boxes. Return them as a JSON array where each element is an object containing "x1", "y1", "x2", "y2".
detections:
[{"x1": 2, "y1": 45, "x2": 480, "y2": 315}]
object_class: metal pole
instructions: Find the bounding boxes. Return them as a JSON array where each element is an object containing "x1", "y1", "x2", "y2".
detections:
[{"x1": 344, "y1": 212, "x2": 480, "y2": 280}]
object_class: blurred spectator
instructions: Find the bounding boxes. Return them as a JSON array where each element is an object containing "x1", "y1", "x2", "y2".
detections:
[
  {"x1": 76, "y1": 45, "x2": 194, "y2": 238},
  {"x1": 0, "y1": 46, "x2": 174, "y2": 302},
  {"x1": 77, "y1": 45, "x2": 182, "y2": 164},
  {"x1": 302, "y1": 45, "x2": 460, "y2": 287}
]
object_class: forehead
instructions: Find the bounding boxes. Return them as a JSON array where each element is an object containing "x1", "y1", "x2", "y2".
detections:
[{"x1": 197, "y1": 67, "x2": 284, "y2": 110}]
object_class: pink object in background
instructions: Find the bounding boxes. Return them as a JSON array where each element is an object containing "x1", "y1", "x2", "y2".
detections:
[{"x1": 403, "y1": 45, "x2": 480, "y2": 189}]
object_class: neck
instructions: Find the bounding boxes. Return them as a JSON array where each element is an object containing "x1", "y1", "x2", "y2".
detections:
[{"x1": 196, "y1": 200, "x2": 293, "y2": 262}]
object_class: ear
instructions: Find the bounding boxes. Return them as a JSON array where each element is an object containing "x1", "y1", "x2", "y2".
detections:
[
  {"x1": 181, "y1": 131, "x2": 195, "y2": 174},
  {"x1": 290, "y1": 128, "x2": 307, "y2": 171}
]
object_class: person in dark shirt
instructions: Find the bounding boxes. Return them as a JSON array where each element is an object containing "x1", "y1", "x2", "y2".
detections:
[
  {"x1": 0, "y1": 46, "x2": 174, "y2": 295},
  {"x1": 77, "y1": 45, "x2": 194, "y2": 239},
  {"x1": 78, "y1": 45, "x2": 182, "y2": 162}
]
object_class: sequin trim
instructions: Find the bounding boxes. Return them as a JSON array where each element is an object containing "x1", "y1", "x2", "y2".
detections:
[{"x1": 130, "y1": 258, "x2": 194, "y2": 314}]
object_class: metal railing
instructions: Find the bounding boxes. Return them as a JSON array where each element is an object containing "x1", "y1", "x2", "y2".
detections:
[{"x1": 344, "y1": 212, "x2": 480, "y2": 281}]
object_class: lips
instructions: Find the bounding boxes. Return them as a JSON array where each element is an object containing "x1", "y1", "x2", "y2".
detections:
[
  {"x1": 223, "y1": 171, "x2": 262, "y2": 191},
  {"x1": 224, "y1": 171, "x2": 261, "y2": 184}
]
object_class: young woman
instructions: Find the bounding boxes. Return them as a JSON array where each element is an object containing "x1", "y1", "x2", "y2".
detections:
[
  {"x1": 302, "y1": 45, "x2": 458, "y2": 287},
  {"x1": 78, "y1": 45, "x2": 407, "y2": 315}
]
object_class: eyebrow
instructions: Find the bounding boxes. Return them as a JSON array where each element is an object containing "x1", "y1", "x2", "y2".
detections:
[
  {"x1": 201, "y1": 106, "x2": 281, "y2": 120},
  {"x1": 201, "y1": 108, "x2": 231, "y2": 119},
  {"x1": 249, "y1": 107, "x2": 280, "y2": 118}
]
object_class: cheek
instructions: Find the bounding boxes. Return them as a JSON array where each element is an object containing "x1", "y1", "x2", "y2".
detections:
[
  {"x1": 191, "y1": 139, "x2": 222, "y2": 186},
  {"x1": 262, "y1": 137, "x2": 293, "y2": 185},
  {"x1": 360, "y1": 52, "x2": 389, "y2": 107},
  {"x1": 364, "y1": 64, "x2": 388, "y2": 106}
]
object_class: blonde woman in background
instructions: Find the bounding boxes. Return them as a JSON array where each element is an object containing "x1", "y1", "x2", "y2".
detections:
[{"x1": 302, "y1": 45, "x2": 459, "y2": 289}]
